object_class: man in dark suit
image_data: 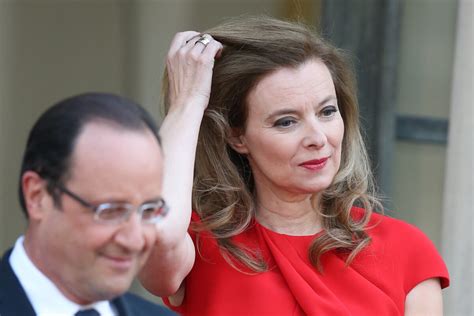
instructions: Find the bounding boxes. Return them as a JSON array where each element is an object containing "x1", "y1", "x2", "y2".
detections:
[{"x1": 0, "y1": 93, "x2": 175, "y2": 315}]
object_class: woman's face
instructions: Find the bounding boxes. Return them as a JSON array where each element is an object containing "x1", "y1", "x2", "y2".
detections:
[{"x1": 233, "y1": 59, "x2": 344, "y2": 199}]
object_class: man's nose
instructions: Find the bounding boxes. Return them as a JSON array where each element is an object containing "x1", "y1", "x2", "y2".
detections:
[{"x1": 115, "y1": 213, "x2": 147, "y2": 252}]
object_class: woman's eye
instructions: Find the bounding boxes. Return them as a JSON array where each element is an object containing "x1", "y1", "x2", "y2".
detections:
[
  {"x1": 274, "y1": 117, "x2": 297, "y2": 128},
  {"x1": 320, "y1": 106, "x2": 338, "y2": 118}
]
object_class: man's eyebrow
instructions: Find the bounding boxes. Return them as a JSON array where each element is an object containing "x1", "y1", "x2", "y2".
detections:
[
  {"x1": 143, "y1": 197, "x2": 162, "y2": 204},
  {"x1": 90, "y1": 196, "x2": 162, "y2": 205}
]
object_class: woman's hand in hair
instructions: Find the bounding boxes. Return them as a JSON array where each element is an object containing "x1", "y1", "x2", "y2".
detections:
[{"x1": 166, "y1": 31, "x2": 223, "y2": 112}]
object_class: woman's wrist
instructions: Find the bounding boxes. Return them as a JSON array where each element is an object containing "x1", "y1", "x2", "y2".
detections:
[{"x1": 167, "y1": 96, "x2": 208, "y2": 116}]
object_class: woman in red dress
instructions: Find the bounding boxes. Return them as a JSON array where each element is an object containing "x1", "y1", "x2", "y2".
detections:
[{"x1": 140, "y1": 16, "x2": 449, "y2": 315}]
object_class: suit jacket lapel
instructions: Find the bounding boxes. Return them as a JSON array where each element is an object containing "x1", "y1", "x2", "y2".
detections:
[
  {"x1": 112, "y1": 295, "x2": 132, "y2": 316},
  {"x1": 0, "y1": 249, "x2": 36, "y2": 316}
]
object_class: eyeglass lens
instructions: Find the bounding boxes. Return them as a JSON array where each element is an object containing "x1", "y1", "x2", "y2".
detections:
[{"x1": 96, "y1": 202, "x2": 166, "y2": 223}]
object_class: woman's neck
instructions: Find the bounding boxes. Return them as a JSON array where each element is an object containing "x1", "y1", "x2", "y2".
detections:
[{"x1": 255, "y1": 192, "x2": 323, "y2": 236}]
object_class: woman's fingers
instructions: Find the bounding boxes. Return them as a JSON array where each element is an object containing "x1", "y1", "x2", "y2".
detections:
[
  {"x1": 167, "y1": 31, "x2": 200, "y2": 57},
  {"x1": 201, "y1": 36, "x2": 224, "y2": 61},
  {"x1": 185, "y1": 34, "x2": 221, "y2": 67},
  {"x1": 188, "y1": 34, "x2": 223, "y2": 59},
  {"x1": 190, "y1": 34, "x2": 212, "y2": 53},
  {"x1": 169, "y1": 32, "x2": 222, "y2": 64}
]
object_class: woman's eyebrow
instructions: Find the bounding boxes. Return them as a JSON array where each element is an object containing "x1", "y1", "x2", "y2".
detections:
[
  {"x1": 265, "y1": 95, "x2": 338, "y2": 121},
  {"x1": 265, "y1": 108, "x2": 300, "y2": 121},
  {"x1": 318, "y1": 95, "x2": 337, "y2": 106}
]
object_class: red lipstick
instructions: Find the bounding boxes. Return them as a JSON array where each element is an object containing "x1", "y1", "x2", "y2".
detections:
[{"x1": 299, "y1": 157, "x2": 329, "y2": 170}]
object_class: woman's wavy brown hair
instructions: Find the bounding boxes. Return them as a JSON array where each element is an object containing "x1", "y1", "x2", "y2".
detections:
[{"x1": 163, "y1": 16, "x2": 382, "y2": 272}]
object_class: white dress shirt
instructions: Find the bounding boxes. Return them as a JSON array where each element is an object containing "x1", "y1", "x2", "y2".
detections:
[{"x1": 9, "y1": 236, "x2": 117, "y2": 316}]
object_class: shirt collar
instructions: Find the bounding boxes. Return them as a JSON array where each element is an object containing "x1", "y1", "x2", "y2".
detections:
[{"x1": 9, "y1": 236, "x2": 116, "y2": 316}]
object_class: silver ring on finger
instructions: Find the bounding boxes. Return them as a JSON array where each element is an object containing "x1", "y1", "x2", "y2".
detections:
[{"x1": 195, "y1": 35, "x2": 211, "y2": 47}]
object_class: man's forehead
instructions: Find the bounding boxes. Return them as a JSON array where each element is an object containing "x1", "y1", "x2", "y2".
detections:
[
  {"x1": 75, "y1": 120, "x2": 157, "y2": 147},
  {"x1": 68, "y1": 121, "x2": 162, "y2": 175}
]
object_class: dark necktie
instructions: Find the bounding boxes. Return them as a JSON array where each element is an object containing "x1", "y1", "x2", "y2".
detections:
[{"x1": 74, "y1": 308, "x2": 100, "y2": 316}]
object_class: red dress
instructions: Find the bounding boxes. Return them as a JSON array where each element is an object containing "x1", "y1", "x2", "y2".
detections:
[{"x1": 164, "y1": 207, "x2": 449, "y2": 315}]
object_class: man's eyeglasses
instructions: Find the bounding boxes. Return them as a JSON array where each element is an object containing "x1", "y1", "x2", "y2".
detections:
[{"x1": 54, "y1": 184, "x2": 169, "y2": 224}]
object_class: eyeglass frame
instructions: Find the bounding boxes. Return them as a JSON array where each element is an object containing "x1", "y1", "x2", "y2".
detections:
[{"x1": 52, "y1": 183, "x2": 169, "y2": 224}]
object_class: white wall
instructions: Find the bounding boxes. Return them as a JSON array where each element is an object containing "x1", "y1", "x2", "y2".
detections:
[
  {"x1": 442, "y1": 0, "x2": 473, "y2": 314},
  {"x1": 392, "y1": 0, "x2": 458, "y2": 247}
]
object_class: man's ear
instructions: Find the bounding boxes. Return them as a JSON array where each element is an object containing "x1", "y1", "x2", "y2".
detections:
[
  {"x1": 227, "y1": 129, "x2": 249, "y2": 154},
  {"x1": 22, "y1": 171, "x2": 50, "y2": 220}
]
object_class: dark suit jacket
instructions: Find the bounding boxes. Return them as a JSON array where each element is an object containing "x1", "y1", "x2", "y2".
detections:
[{"x1": 0, "y1": 249, "x2": 176, "y2": 316}]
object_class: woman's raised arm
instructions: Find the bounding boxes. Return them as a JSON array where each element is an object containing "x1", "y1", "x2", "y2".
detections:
[{"x1": 139, "y1": 32, "x2": 222, "y2": 299}]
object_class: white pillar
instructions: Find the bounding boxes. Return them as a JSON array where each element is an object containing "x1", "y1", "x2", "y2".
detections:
[{"x1": 441, "y1": 0, "x2": 473, "y2": 315}]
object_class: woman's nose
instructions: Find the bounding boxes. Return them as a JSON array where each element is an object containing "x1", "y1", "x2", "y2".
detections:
[{"x1": 302, "y1": 119, "x2": 327, "y2": 149}]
